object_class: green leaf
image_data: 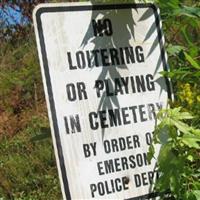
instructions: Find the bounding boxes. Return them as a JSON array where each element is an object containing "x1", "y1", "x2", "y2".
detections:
[
  {"x1": 158, "y1": 143, "x2": 175, "y2": 168},
  {"x1": 190, "y1": 128, "x2": 200, "y2": 136},
  {"x1": 30, "y1": 127, "x2": 51, "y2": 142},
  {"x1": 159, "y1": 68, "x2": 192, "y2": 79},
  {"x1": 178, "y1": 112, "x2": 194, "y2": 120},
  {"x1": 167, "y1": 45, "x2": 185, "y2": 56},
  {"x1": 174, "y1": 6, "x2": 200, "y2": 18},
  {"x1": 170, "y1": 174, "x2": 179, "y2": 194},
  {"x1": 187, "y1": 155, "x2": 194, "y2": 162},
  {"x1": 180, "y1": 134, "x2": 200, "y2": 149},
  {"x1": 184, "y1": 52, "x2": 200, "y2": 69},
  {"x1": 147, "y1": 145, "x2": 155, "y2": 162},
  {"x1": 193, "y1": 182, "x2": 200, "y2": 190},
  {"x1": 192, "y1": 190, "x2": 200, "y2": 200}
]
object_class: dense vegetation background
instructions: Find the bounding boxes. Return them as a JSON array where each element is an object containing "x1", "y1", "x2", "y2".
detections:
[{"x1": 0, "y1": 0, "x2": 199, "y2": 199}]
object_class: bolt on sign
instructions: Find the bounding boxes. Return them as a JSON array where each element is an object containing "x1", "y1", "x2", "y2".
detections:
[{"x1": 33, "y1": 2, "x2": 171, "y2": 200}]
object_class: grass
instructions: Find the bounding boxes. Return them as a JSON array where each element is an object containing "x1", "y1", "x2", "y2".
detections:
[
  {"x1": 0, "y1": 31, "x2": 62, "y2": 199},
  {"x1": 0, "y1": 115, "x2": 62, "y2": 200}
]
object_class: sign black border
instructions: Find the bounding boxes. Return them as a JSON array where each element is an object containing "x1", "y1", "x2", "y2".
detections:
[{"x1": 35, "y1": 3, "x2": 172, "y2": 200}]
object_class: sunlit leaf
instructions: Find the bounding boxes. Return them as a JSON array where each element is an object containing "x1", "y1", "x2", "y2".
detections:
[
  {"x1": 181, "y1": 134, "x2": 200, "y2": 149},
  {"x1": 184, "y1": 52, "x2": 200, "y2": 70},
  {"x1": 192, "y1": 190, "x2": 200, "y2": 200},
  {"x1": 187, "y1": 155, "x2": 194, "y2": 162},
  {"x1": 167, "y1": 45, "x2": 185, "y2": 56},
  {"x1": 174, "y1": 6, "x2": 200, "y2": 18}
]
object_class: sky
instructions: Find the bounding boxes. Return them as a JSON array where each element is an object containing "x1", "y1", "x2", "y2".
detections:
[{"x1": 0, "y1": 5, "x2": 25, "y2": 26}]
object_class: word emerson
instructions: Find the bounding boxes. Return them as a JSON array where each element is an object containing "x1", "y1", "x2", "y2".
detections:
[
  {"x1": 97, "y1": 153, "x2": 149, "y2": 175},
  {"x1": 67, "y1": 45, "x2": 144, "y2": 69},
  {"x1": 89, "y1": 102, "x2": 163, "y2": 130}
]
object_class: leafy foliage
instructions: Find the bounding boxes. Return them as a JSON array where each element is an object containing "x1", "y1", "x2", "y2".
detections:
[
  {"x1": 147, "y1": 0, "x2": 200, "y2": 199},
  {"x1": 0, "y1": 2, "x2": 62, "y2": 199},
  {"x1": 149, "y1": 108, "x2": 200, "y2": 199},
  {"x1": 0, "y1": 117, "x2": 61, "y2": 199},
  {"x1": 0, "y1": 31, "x2": 62, "y2": 199}
]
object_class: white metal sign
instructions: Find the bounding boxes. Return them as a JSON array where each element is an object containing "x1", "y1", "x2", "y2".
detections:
[{"x1": 33, "y1": 2, "x2": 171, "y2": 199}]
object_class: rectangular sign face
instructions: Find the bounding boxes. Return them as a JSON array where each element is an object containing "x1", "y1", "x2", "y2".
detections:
[{"x1": 33, "y1": 3, "x2": 171, "y2": 200}]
